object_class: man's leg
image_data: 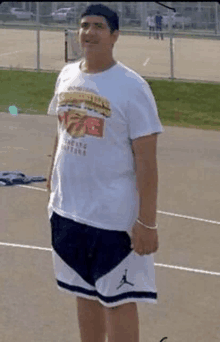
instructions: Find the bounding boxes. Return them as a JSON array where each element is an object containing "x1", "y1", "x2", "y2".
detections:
[
  {"x1": 76, "y1": 297, "x2": 107, "y2": 342},
  {"x1": 104, "y1": 302, "x2": 139, "y2": 342}
]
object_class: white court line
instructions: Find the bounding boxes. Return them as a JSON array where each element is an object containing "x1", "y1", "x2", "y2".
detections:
[
  {"x1": 0, "y1": 242, "x2": 51, "y2": 252},
  {"x1": 0, "y1": 241, "x2": 219, "y2": 277},
  {"x1": 154, "y1": 263, "x2": 220, "y2": 276},
  {"x1": 143, "y1": 57, "x2": 150, "y2": 66},
  {"x1": 15, "y1": 185, "x2": 220, "y2": 225},
  {"x1": 158, "y1": 210, "x2": 220, "y2": 225},
  {"x1": 17, "y1": 184, "x2": 47, "y2": 192},
  {"x1": 0, "y1": 50, "x2": 23, "y2": 57}
]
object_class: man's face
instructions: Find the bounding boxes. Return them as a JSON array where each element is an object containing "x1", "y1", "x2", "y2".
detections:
[{"x1": 78, "y1": 15, "x2": 119, "y2": 55}]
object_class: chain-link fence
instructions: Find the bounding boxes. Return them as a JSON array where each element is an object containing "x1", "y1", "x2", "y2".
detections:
[
  {"x1": 1, "y1": 2, "x2": 219, "y2": 32},
  {"x1": 0, "y1": 2, "x2": 220, "y2": 82}
]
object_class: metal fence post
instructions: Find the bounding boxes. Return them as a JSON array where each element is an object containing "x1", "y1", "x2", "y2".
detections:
[
  {"x1": 117, "y1": 2, "x2": 123, "y2": 28},
  {"x1": 215, "y1": 2, "x2": 219, "y2": 35},
  {"x1": 36, "y1": 2, "x2": 40, "y2": 71},
  {"x1": 65, "y1": 30, "x2": 68, "y2": 63},
  {"x1": 170, "y1": 33, "x2": 174, "y2": 80},
  {"x1": 168, "y1": 2, "x2": 174, "y2": 79}
]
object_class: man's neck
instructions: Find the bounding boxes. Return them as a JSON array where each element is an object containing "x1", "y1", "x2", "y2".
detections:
[{"x1": 80, "y1": 57, "x2": 116, "y2": 74}]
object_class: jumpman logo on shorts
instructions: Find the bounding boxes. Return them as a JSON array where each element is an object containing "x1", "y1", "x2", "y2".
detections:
[{"x1": 116, "y1": 269, "x2": 134, "y2": 289}]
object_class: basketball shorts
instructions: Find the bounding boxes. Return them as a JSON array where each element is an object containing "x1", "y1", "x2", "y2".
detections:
[{"x1": 50, "y1": 211, "x2": 157, "y2": 308}]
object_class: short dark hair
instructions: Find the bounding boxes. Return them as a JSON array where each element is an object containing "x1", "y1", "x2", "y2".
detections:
[{"x1": 81, "y1": 4, "x2": 119, "y2": 33}]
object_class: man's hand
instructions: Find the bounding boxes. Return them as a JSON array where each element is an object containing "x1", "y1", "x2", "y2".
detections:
[{"x1": 131, "y1": 221, "x2": 159, "y2": 256}]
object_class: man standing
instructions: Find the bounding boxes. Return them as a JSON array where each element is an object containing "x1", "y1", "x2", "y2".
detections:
[
  {"x1": 47, "y1": 4, "x2": 163, "y2": 342},
  {"x1": 155, "y1": 11, "x2": 164, "y2": 40},
  {"x1": 146, "y1": 13, "x2": 155, "y2": 39}
]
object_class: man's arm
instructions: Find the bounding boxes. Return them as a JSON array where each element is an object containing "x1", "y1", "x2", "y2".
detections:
[
  {"x1": 131, "y1": 133, "x2": 159, "y2": 255},
  {"x1": 46, "y1": 134, "x2": 59, "y2": 193},
  {"x1": 132, "y1": 133, "x2": 158, "y2": 225}
]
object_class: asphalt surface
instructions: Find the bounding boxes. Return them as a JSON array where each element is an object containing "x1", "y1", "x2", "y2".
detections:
[
  {"x1": 1, "y1": 28, "x2": 220, "y2": 82},
  {"x1": 1, "y1": 112, "x2": 220, "y2": 342}
]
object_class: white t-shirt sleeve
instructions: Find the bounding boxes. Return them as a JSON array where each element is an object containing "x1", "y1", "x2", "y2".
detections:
[
  {"x1": 47, "y1": 64, "x2": 69, "y2": 116},
  {"x1": 127, "y1": 80, "x2": 164, "y2": 140},
  {"x1": 47, "y1": 73, "x2": 61, "y2": 116},
  {"x1": 47, "y1": 93, "x2": 58, "y2": 116},
  {"x1": 47, "y1": 68, "x2": 66, "y2": 138}
]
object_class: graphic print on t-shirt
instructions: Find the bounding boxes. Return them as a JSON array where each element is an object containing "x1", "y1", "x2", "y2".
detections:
[{"x1": 57, "y1": 88, "x2": 111, "y2": 139}]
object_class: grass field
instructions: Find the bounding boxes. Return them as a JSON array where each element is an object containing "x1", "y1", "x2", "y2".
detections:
[{"x1": 1, "y1": 69, "x2": 219, "y2": 131}]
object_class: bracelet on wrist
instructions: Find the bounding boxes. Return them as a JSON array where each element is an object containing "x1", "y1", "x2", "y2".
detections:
[{"x1": 136, "y1": 218, "x2": 158, "y2": 230}]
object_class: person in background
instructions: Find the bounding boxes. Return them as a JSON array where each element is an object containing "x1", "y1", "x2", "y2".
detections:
[
  {"x1": 155, "y1": 11, "x2": 163, "y2": 40},
  {"x1": 146, "y1": 12, "x2": 156, "y2": 39}
]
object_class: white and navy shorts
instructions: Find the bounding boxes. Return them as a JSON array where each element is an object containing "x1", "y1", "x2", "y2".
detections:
[{"x1": 50, "y1": 211, "x2": 157, "y2": 308}]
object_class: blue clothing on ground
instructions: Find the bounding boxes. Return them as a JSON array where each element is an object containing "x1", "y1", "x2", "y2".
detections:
[{"x1": 0, "y1": 171, "x2": 46, "y2": 186}]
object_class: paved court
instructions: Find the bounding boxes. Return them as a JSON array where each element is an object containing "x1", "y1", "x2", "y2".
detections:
[
  {"x1": 1, "y1": 112, "x2": 220, "y2": 342},
  {"x1": 0, "y1": 28, "x2": 220, "y2": 82}
]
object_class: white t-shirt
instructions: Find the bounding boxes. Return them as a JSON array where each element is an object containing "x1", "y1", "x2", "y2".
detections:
[
  {"x1": 47, "y1": 60, "x2": 163, "y2": 234},
  {"x1": 146, "y1": 16, "x2": 155, "y2": 27}
]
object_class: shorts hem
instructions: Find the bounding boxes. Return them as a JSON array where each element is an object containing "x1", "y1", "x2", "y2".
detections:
[{"x1": 56, "y1": 280, "x2": 157, "y2": 308}]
